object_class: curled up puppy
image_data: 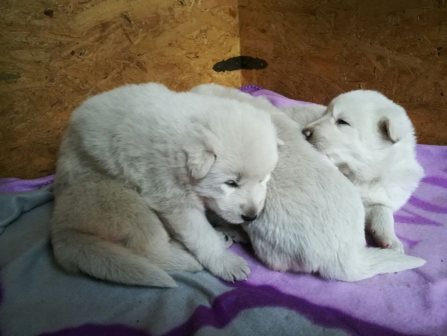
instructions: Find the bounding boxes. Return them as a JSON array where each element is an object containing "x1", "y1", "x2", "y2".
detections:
[
  {"x1": 51, "y1": 83, "x2": 280, "y2": 287},
  {"x1": 193, "y1": 84, "x2": 425, "y2": 282},
  {"x1": 286, "y1": 91, "x2": 424, "y2": 253}
]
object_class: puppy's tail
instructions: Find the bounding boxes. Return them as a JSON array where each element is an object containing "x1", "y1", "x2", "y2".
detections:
[
  {"x1": 340, "y1": 248, "x2": 426, "y2": 282},
  {"x1": 52, "y1": 230, "x2": 177, "y2": 288}
]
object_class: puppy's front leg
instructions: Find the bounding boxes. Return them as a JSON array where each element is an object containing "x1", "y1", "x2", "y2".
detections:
[
  {"x1": 165, "y1": 208, "x2": 250, "y2": 282},
  {"x1": 366, "y1": 205, "x2": 404, "y2": 253}
]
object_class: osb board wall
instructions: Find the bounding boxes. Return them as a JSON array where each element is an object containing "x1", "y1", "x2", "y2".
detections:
[
  {"x1": 240, "y1": 0, "x2": 447, "y2": 146},
  {"x1": 1, "y1": 0, "x2": 447, "y2": 179},
  {"x1": 0, "y1": 0, "x2": 240, "y2": 178}
]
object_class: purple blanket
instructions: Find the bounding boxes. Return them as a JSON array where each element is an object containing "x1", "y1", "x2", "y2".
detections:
[
  {"x1": 237, "y1": 86, "x2": 447, "y2": 335},
  {"x1": 1, "y1": 86, "x2": 446, "y2": 336},
  {"x1": 0, "y1": 176, "x2": 54, "y2": 194}
]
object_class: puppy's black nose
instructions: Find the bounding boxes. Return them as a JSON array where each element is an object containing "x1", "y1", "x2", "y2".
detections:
[
  {"x1": 241, "y1": 214, "x2": 257, "y2": 222},
  {"x1": 302, "y1": 128, "x2": 313, "y2": 139}
]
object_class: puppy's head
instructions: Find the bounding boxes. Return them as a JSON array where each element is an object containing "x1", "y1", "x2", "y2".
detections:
[
  {"x1": 302, "y1": 90, "x2": 416, "y2": 179},
  {"x1": 186, "y1": 104, "x2": 279, "y2": 224}
]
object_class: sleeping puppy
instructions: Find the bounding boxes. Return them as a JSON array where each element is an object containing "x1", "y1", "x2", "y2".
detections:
[
  {"x1": 192, "y1": 84, "x2": 425, "y2": 282},
  {"x1": 52, "y1": 83, "x2": 279, "y2": 287},
  {"x1": 297, "y1": 91, "x2": 424, "y2": 253}
]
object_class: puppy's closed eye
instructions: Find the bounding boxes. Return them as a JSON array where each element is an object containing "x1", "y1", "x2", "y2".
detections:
[
  {"x1": 225, "y1": 180, "x2": 239, "y2": 188},
  {"x1": 336, "y1": 119, "x2": 350, "y2": 126}
]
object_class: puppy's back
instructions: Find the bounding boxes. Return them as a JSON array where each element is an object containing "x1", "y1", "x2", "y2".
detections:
[{"x1": 246, "y1": 113, "x2": 365, "y2": 273}]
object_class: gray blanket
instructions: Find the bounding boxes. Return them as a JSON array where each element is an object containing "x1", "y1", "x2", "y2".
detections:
[{"x1": 0, "y1": 186, "x2": 344, "y2": 336}]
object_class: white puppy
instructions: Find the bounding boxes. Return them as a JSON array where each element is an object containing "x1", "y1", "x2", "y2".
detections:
[
  {"x1": 52, "y1": 83, "x2": 279, "y2": 287},
  {"x1": 299, "y1": 91, "x2": 424, "y2": 252},
  {"x1": 193, "y1": 84, "x2": 425, "y2": 281}
]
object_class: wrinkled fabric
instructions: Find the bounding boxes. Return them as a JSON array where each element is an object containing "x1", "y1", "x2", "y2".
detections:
[{"x1": 0, "y1": 86, "x2": 445, "y2": 336}]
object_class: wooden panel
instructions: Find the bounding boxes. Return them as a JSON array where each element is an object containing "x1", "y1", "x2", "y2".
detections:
[
  {"x1": 0, "y1": 0, "x2": 240, "y2": 178},
  {"x1": 2, "y1": 0, "x2": 447, "y2": 179},
  {"x1": 240, "y1": 0, "x2": 447, "y2": 145}
]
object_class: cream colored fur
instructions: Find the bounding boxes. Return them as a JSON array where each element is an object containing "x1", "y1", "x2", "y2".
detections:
[
  {"x1": 298, "y1": 90, "x2": 424, "y2": 252},
  {"x1": 52, "y1": 83, "x2": 279, "y2": 287},
  {"x1": 193, "y1": 84, "x2": 425, "y2": 282}
]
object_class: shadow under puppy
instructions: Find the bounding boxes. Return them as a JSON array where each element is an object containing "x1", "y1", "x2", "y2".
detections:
[
  {"x1": 283, "y1": 91, "x2": 424, "y2": 253},
  {"x1": 192, "y1": 84, "x2": 425, "y2": 281}
]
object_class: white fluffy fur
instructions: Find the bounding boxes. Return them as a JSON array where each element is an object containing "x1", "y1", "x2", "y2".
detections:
[
  {"x1": 194, "y1": 84, "x2": 425, "y2": 281},
  {"x1": 298, "y1": 90, "x2": 424, "y2": 252},
  {"x1": 52, "y1": 83, "x2": 279, "y2": 287}
]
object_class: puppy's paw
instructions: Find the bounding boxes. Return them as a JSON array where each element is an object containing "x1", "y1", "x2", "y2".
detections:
[
  {"x1": 208, "y1": 252, "x2": 250, "y2": 282},
  {"x1": 216, "y1": 225, "x2": 250, "y2": 244},
  {"x1": 372, "y1": 232, "x2": 404, "y2": 253},
  {"x1": 385, "y1": 237, "x2": 405, "y2": 254},
  {"x1": 215, "y1": 229, "x2": 234, "y2": 249}
]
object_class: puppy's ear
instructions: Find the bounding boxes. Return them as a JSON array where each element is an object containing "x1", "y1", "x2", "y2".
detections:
[
  {"x1": 378, "y1": 117, "x2": 400, "y2": 143},
  {"x1": 185, "y1": 125, "x2": 218, "y2": 179},
  {"x1": 186, "y1": 146, "x2": 216, "y2": 179}
]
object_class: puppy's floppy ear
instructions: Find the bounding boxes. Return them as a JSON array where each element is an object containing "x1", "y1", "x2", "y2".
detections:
[
  {"x1": 185, "y1": 125, "x2": 218, "y2": 179},
  {"x1": 378, "y1": 117, "x2": 400, "y2": 143},
  {"x1": 186, "y1": 145, "x2": 216, "y2": 179}
]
